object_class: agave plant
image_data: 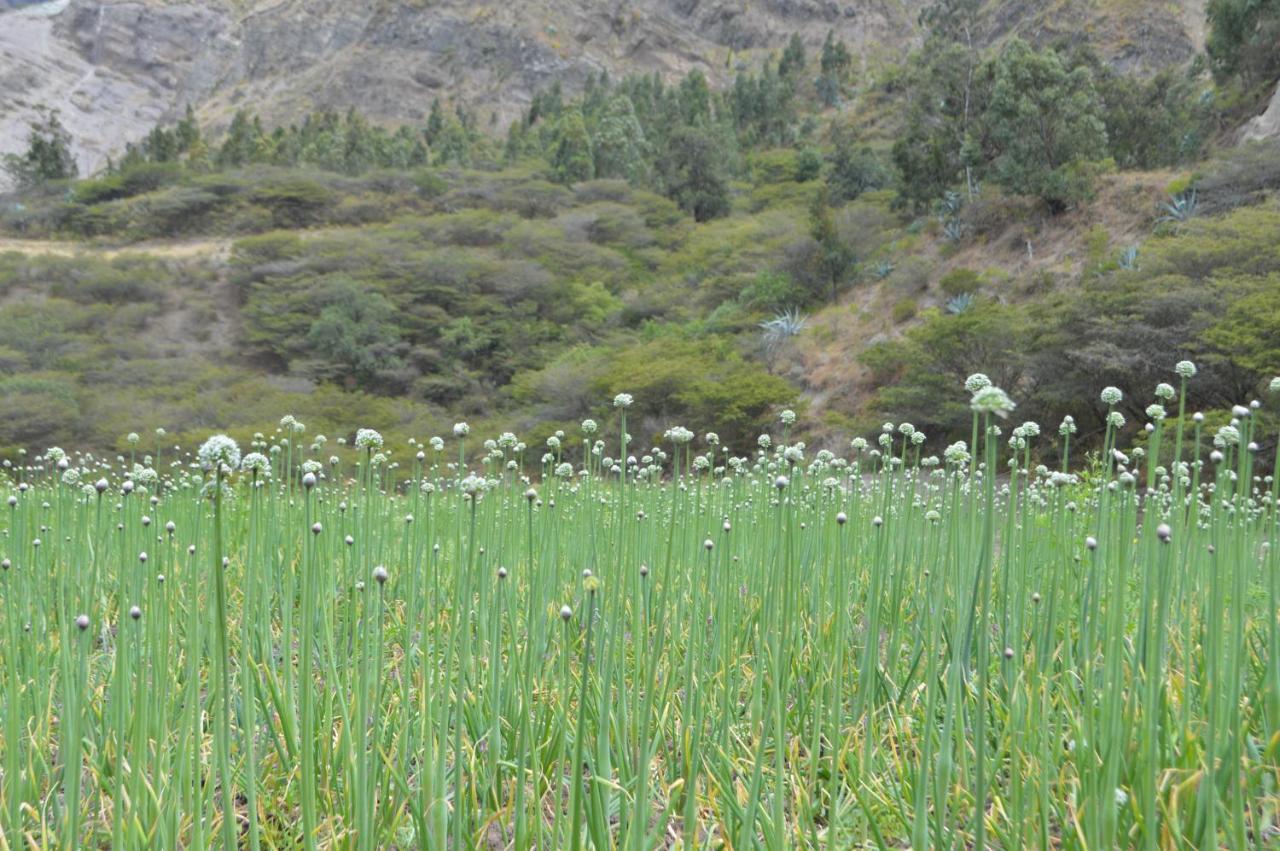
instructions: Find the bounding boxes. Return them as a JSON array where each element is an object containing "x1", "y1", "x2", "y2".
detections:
[
  {"x1": 936, "y1": 190, "x2": 964, "y2": 220},
  {"x1": 943, "y1": 219, "x2": 966, "y2": 242},
  {"x1": 872, "y1": 260, "x2": 895, "y2": 280},
  {"x1": 760, "y1": 308, "x2": 809, "y2": 350},
  {"x1": 1157, "y1": 189, "x2": 1197, "y2": 224},
  {"x1": 1119, "y1": 245, "x2": 1139, "y2": 270},
  {"x1": 946, "y1": 293, "x2": 975, "y2": 315}
]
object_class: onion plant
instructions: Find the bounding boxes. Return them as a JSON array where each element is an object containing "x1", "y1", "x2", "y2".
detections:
[{"x1": 0, "y1": 373, "x2": 1277, "y2": 848}]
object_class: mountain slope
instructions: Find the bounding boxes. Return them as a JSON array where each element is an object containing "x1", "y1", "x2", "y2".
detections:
[{"x1": 1, "y1": 0, "x2": 1211, "y2": 183}]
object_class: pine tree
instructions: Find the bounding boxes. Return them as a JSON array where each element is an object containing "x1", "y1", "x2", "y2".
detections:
[
  {"x1": 807, "y1": 185, "x2": 855, "y2": 303},
  {"x1": 426, "y1": 98, "x2": 445, "y2": 144},
  {"x1": 592, "y1": 95, "x2": 649, "y2": 182},
  {"x1": 2, "y1": 109, "x2": 77, "y2": 188},
  {"x1": 820, "y1": 31, "x2": 852, "y2": 79},
  {"x1": 217, "y1": 110, "x2": 264, "y2": 167},
  {"x1": 175, "y1": 105, "x2": 201, "y2": 155},
  {"x1": 550, "y1": 109, "x2": 594, "y2": 184},
  {"x1": 778, "y1": 33, "x2": 807, "y2": 78},
  {"x1": 661, "y1": 125, "x2": 729, "y2": 221}
]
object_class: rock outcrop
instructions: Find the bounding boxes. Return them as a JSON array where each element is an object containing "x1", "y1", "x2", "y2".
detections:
[{"x1": 0, "y1": 0, "x2": 1209, "y2": 185}]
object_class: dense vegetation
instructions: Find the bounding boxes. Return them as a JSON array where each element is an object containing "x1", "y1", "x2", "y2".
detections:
[
  {"x1": 1, "y1": 380, "x2": 1278, "y2": 848},
  {"x1": 1, "y1": 4, "x2": 1279, "y2": 849},
  {"x1": 1, "y1": 3, "x2": 1279, "y2": 462}
]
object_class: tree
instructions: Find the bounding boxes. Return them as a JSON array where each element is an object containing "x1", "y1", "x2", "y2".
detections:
[
  {"x1": 820, "y1": 31, "x2": 852, "y2": 79},
  {"x1": 1206, "y1": 0, "x2": 1280, "y2": 87},
  {"x1": 3, "y1": 109, "x2": 77, "y2": 189},
  {"x1": 918, "y1": 0, "x2": 984, "y2": 194},
  {"x1": 661, "y1": 126, "x2": 730, "y2": 222},
  {"x1": 432, "y1": 117, "x2": 472, "y2": 166},
  {"x1": 591, "y1": 95, "x2": 649, "y2": 182},
  {"x1": 676, "y1": 70, "x2": 713, "y2": 126},
  {"x1": 984, "y1": 40, "x2": 1107, "y2": 210},
  {"x1": 891, "y1": 43, "x2": 989, "y2": 209},
  {"x1": 303, "y1": 278, "x2": 408, "y2": 390},
  {"x1": 425, "y1": 98, "x2": 445, "y2": 144},
  {"x1": 860, "y1": 300, "x2": 1035, "y2": 439},
  {"x1": 1093, "y1": 65, "x2": 1211, "y2": 169},
  {"x1": 807, "y1": 186, "x2": 855, "y2": 303},
  {"x1": 778, "y1": 34, "x2": 807, "y2": 79},
  {"x1": 919, "y1": 0, "x2": 982, "y2": 45},
  {"x1": 818, "y1": 31, "x2": 852, "y2": 107},
  {"x1": 216, "y1": 110, "x2": 267, "y2": 167},
  {"x1": 550, "y1": 109, "x2": 594, "y2": 184},
  {"x1": 827, "y1": 131, "x2": 889, "y2": 202},
  {"x1": 175, "y1": 105, "x2": 201, "y2": 153}
]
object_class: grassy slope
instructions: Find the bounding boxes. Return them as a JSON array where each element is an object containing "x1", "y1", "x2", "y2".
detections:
[{"x1": 5, "y1": 139, "x2": 1278, "y2": 462}]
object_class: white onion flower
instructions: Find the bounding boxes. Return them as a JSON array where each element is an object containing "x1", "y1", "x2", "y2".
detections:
[
  {"x1": 453, "y1": 422, "x2": 470, "y2": 438},
  {"x1": 198, "y1": 435, "x2": 241, "y2": 474},
  {"x1": 1100, "y1": 386, "x2": 1123, "y2": 405},
  {"x1": 970, "y1": 386, "x2": 1016, "y2": 419},
  {"x1": 1175, "y1": 361, "x2": 1197, "y2": 379},
  {"x1": 1214, "y1": 425, "x2": 1239, "y2": 448},
  {"x1": 666, "y1": 426, "x2": 694, "y2": 444},
  {"x1": 354, "y1": 429, "x2": 384, "y2": 450},
  {"x1": 614, "y1": 393, "x2": 633, "y2": 409},
  {"x1": 965, "y1": 373, "x2": 991, "y2": 393}
]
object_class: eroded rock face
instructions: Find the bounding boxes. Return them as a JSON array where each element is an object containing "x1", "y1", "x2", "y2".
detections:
[
  {"x1": 0, "y1": 0, "x2": 1208, "y2": 186},
  {"x1": 1241, "y1": 82, "x2": 1280, "y2": 143},
  {"x1": 0, "y1": 0, "x2": 236, "y2": 183}
]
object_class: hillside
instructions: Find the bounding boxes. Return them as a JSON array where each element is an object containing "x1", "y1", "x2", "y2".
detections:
[
  {"x1": 1, "y1": 0, "x2": 1212, "y2": 181},
  {"x1": 2, "y1": 0, "x2": 1280, "y2": 461},
  {"x1": 3, "y1": 131, "x2": 1279, "y2": 458}
]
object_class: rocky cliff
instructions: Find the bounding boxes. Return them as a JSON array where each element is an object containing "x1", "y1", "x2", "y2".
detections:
[{"x1": 0, "y1": 0, "x2": 1210, "y2": 182}]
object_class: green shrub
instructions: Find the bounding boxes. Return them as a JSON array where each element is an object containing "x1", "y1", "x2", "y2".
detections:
[
  {"x1": 749, "y1": 149, "x2": 805, "y2": 184},
  {"x1": 0, "y1": 374, "x2": 81, "y2": 448},
  {"x1": 938, "y1": 267, "x2": 981, "y2": 297},
  {"x1": 413, "y1": 169, "x2": 449, "y2": 199},
  {"x1": 137, "y1": 187, "x2": 223, "y2": 237},
  {"x1": 887, "y1": 256, "x2": 935, "y2": 295},
  {"x1": 593, "y1": 337, "x2": 796, "y2": 449},
  {"x1": 1196, "y1": 139, "x2": 1280, "y2": 215},
  {"x1": 251, "y1": 178, "x2": 334, "y2": 228},
  {"x1": 71, "y1": 162, "x2": 183, "y2": 204},
  {"x1": 892, "y1": 298, "x2": 918, "y2": 323},
  {"x1": 740, "y1": 270, "x2": 803, "y2": 310}
]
